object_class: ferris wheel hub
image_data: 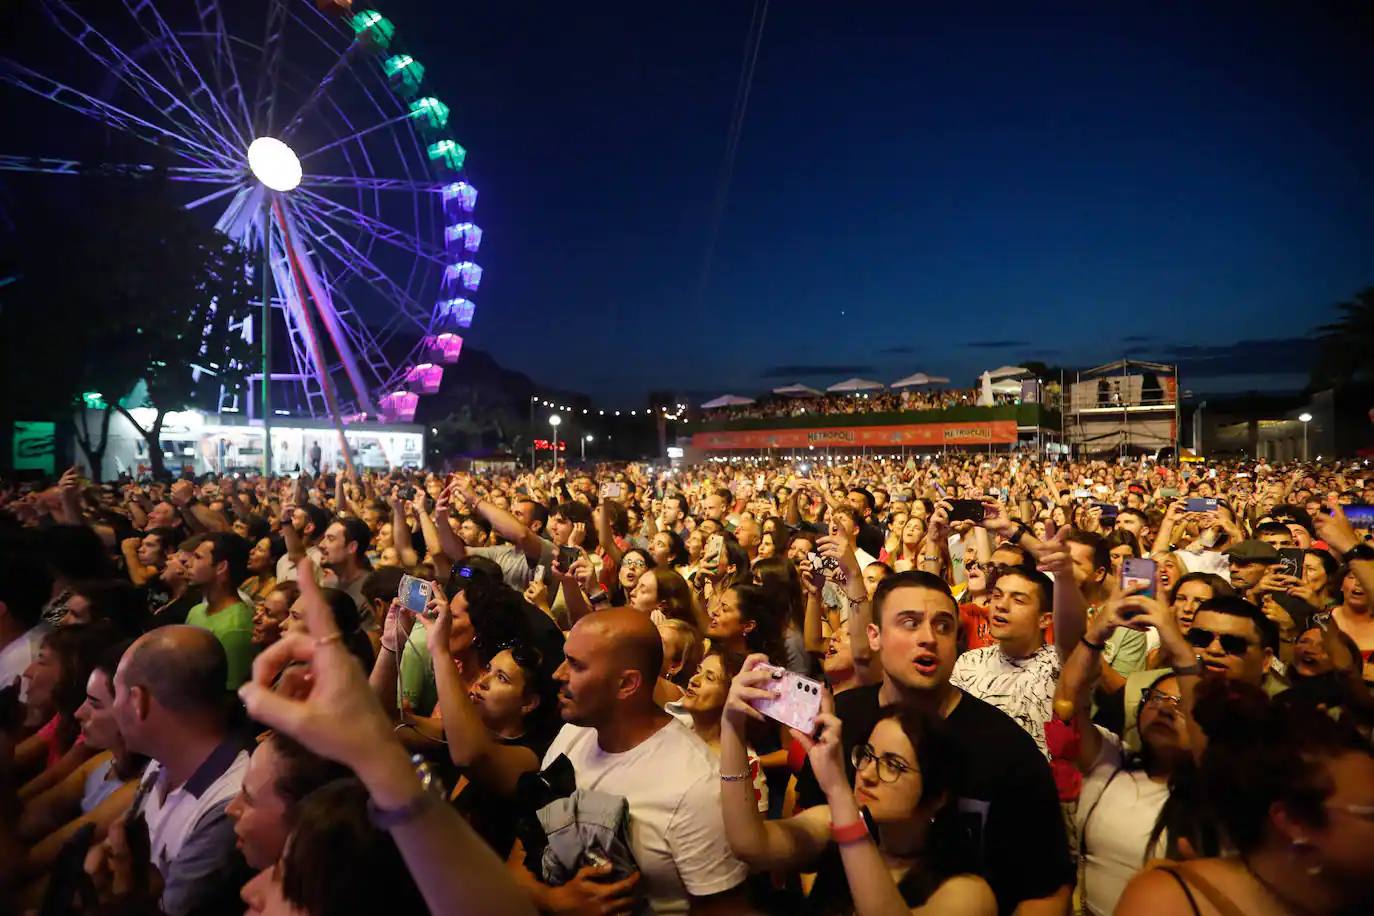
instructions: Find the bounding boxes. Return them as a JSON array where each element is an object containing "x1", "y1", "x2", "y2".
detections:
[{"x1": 246, "y1": 137, "x2": 302, "y2": 192}]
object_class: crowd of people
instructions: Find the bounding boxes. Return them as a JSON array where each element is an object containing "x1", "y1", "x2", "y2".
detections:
[
  {"x1": 702, "y1": 388, "x2": 979, "y2": 422},
  {"x1": 1, "y1": 451, "x2": 1373, "y2": 915}
]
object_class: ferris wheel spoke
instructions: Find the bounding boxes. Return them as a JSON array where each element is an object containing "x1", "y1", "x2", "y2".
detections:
[
  {"x1": 289, "y1": 205, "x2": 432, "y2": 335},
  {"x1": 295, "y1": 112, "x2": 416, "y2": 162},
  {"x1": 191, "y1": 0, "x2": 253, "y2": 138},
  {"x1": 277, "y1": 43, "x2": 363, "y2": 145},
  {"x1": 293, "y1": 188, "x2": 446, "y2": 263},
  {"x1": 117, "y1": 0, "x2": 250, "y2": 152},
  {"x1": 39, "y1": 1, "x2": 242, "y2": 163},
  {"x1": 297, "y1": 174, "x2": 445, "y2": 193},
  {"x1": 319, "y1": 282, "x2": 399, "y2": 389},
  {"x1": 0, "y1": 155, "x2": 238, "y2": 182},
  {"x1": 0, "y1": 59, "x2": 238, "y2": 169},
  {"x1": 253, "y1": 0, "x2": 290, "y2": 135}
]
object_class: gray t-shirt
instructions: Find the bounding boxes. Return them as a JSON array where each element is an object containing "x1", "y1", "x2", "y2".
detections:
[{"x1": 468, "y1": 540, "x2": 554, "y2": 591}]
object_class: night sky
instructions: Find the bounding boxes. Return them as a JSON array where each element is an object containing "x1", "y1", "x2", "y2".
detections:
[
  {"x1": 395, "y1": 1, "x2": 1372, "y2": 404},
  {"x1": 4, "y1": 2, "x2": 1373, "y2": 409}
]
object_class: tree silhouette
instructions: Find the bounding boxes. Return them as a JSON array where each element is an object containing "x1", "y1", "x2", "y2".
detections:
[{"x1": 1315, "y1": 287, "x2": 1374, "y2": 390}]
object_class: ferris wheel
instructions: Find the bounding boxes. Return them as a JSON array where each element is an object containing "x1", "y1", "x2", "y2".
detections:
[{"x1": 0, "y1": 0, "x2": 479, "y2": 427}]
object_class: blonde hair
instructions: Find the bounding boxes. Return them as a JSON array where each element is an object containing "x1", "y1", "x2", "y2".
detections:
[{"x1": 658, "y1": 618, "x2": 704, "y2": 689}]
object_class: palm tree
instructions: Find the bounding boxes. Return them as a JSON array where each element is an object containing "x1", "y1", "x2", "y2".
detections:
[{"x1": 1315, "y1": 287, "x2": 1374, "y2": 389}]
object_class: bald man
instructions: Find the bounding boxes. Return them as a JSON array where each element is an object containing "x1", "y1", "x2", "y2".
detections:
[
  {"x1": 101, "y1": 626, "x2": 249, "y2": 915},
  {"x1": 525, "y1": 609, "x2": 749, "y2": 915}
]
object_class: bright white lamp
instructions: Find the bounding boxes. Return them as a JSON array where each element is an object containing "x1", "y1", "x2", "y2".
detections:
[{"x1": 247, "y1": 137, "x2": 303, "y2": 192}]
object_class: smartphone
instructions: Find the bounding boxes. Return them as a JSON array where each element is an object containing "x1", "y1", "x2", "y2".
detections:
[
  {"x1": 398, "y1": 574, "x2": 434, "y2": 614},
  {"x1": 749, "y1": 665, "x2": 824, "y2": 734},
  {"x1": 1185, "y1": 497, "x2": 1218, "y2": 513},
  {"x1": 703, "y1": 534, "x2": 724, "y2": 566},
  {"x1": 1120, "y1": 557, "x2": 1157, "y2": 600},
  {"x1": 1093, "y1": 501, "x2": 1120, "y2": 521},
  {"x1": 808, "y1": 551, "x2": 844, "y2": 581},
  {"x1": 557, "y1": 545, "x2": 582, "y2": 571},
  {"x1": 1343, "y1": 504, "x2": 1374, "y2": 530},
  {"x1": 1277, "y1": 548, "x2": 1304, "y2": 579},
  {"x1": 599, "y1": 482, "x2": 623, "y2": 500},
  {"x1": 948, "y1": 499, "x2": 985, "y2": 523}
]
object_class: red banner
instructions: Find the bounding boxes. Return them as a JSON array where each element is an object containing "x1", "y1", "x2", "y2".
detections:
[{"x1": 692, "y1": 420, "x2": 1019, "y2": 451}]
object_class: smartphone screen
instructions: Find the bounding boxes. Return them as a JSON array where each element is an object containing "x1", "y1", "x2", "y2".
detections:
[
  {"x1": 1277, "y1": 548, "x2": 1304, "y2": 579},
  {"x1": 1343, "y1": 504, "x2": 1374, "y2": 530},
  {"x1": 397, "y1": 574, "x2": 433, "y2": 614},
  {"x1": 1120, "y1": 557, "x2": 1157, "y2": 599},
  {"x1": 1184, "y1": 497, "x2": 1218, "y2": 513},
  {"x1": 948, "y1": 499, "x2": 985, "y2": 523},
  {"x1": 557, "y1": 545, "x2": 581, "y2": 571}
]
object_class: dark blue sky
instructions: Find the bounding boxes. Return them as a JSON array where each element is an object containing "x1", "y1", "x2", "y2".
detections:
[
  {"x1": 3, "y1": 2, "x2": 1370, "y2": 410},
  {"x1": 395, "y1": 1, "x2": 1372, "y2": 404}
]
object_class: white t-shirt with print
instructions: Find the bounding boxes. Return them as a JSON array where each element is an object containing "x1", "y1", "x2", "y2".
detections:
[
  {"x1": 950, "y1": 643, "x2": 1060, "y2": 759},
  {"x1": 542, "y1": 718, "x2": 748, "y2": 914}
]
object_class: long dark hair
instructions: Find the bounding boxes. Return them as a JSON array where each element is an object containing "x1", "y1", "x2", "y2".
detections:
[
  {"x1": 725, "y1": 583, "x2": 784, "y2": 665},
  {"x1": 752, "y1": 556, "x2": 804, "y2": 633},
  {"x1": 41, "y1": 622, "x2": 118, "y2": 751},
  {"x1": 281, "y1": 778, "x2": 426, "y2": 915}
]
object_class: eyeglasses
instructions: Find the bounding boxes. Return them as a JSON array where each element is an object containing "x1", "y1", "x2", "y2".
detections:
[
  {"x1": 851, "y1": 743, "x2": 914, "y2": 784},
  {"x1": 621, "y1": 557, "x2": 648, "y2": 570},
  {"x1": 1141, "y1": 687, "x2": 1182, "y2": 709},
  {"x1": 1185, "y1": 626, "x2": 1255, "y2": 656}
]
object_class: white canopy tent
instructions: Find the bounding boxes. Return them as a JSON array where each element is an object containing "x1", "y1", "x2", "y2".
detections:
[
  {"x1": 826, "y1": 377, "x2": 886, "y2": 393},
  {"x1": 700, "y1": 394, "x2": 756, "y2": 409},
  {"x1": 890, "y1": 372, "x2": 952, "y2": 388},
  {"x1": 985, "y1": 365, "x2": 1030, "y2": 379},
  {"x1": 772, "y1": 383, "x2": 823, "y2": 397}
]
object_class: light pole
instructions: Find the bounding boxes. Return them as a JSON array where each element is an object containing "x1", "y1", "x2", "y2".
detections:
[
  {"x1": 1299, "y1": 412, "x2": 1312, "y2": 462},
  {"x1": 582, "y1": 434, "x2": 593, "y2": 463},
  {"x1": 549, "y1": 414, "x2": 561, "y2": 469}
]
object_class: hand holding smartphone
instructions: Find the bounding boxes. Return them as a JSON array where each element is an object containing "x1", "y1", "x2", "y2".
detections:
[
  {"x1": 397, "y1": 574, "x2": 434, "y2": 616},
  {"x1": 749, "y1": 665, "x2": 824, "y2": 734},
  {"x1": 1120, "y1": 557, "x2": 1157, "y2": 601}
]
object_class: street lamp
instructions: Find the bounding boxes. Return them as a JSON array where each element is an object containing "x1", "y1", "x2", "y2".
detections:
[
  {"x1": 582, "y1": 434, "x2": 593, "y2": 462},
  {"x1": 1299, "y1": 412, "x2": 1312, "y2": 461},
  {"x1": 549, "y1": 414, "x2": 561, "y2": 467}
]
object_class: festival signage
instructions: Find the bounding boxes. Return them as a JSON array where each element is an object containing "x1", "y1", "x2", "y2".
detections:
[{"x1": 692, "y1": 420, "x2": 1018, "y2": 450}]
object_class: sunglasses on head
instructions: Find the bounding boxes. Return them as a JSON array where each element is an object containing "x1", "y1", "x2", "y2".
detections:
[{"x1": 1185, "y1": 626, "x2": 1254, "y2": 656}]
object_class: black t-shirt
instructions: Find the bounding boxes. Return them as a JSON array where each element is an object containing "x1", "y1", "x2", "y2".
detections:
[
  {"x1": 856, "y1": 522, "x2": 885, "y2": 559},
  {"x1": 455, "y1": 715, "x2": 563, "y2": 858},
  {"x1": 796, "y1": 684, "x2": 1072, "y2": 915}
]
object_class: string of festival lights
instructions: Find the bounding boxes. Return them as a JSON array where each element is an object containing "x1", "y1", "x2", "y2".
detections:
[{"x1": 529, "y1": 396, "x2": 690, "y2": 423}]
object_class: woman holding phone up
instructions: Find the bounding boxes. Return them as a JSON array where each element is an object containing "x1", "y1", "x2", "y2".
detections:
[{"x1": 718, "y1": 654, "x2": 995, "y2": 915}]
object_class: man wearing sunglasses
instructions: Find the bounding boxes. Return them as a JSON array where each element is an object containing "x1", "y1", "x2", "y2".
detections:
[{"x1": 1186, "y1": 595, "x2": 1280, "y2": 688}]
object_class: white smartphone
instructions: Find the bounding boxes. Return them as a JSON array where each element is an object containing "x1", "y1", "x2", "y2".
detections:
[
  {"x1": 704, "y1": 534, "x2": 724, "y2": 565},
  {"x1": 750, "y1": 665, "x2": 823, "y2": 734}
]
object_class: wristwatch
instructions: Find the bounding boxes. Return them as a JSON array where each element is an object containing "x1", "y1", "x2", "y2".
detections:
[{"x1": 1340, "y1": 543, "x2": 1374, "y2": 564}]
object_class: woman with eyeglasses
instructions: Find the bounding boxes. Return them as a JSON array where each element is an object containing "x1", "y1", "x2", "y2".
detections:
[
  {"x1": 1052, "y1": 592, "x2": 1196, "y2": 915},
  {"x1": 609, "y1": 547, "x2": 655, "y2": 607},
  {"x1": 719, "y1": 655, "x2": 995, "y2": 915},
  {"x1": 1117, "y1": 679, "x2": 1374, "y2": 916}
]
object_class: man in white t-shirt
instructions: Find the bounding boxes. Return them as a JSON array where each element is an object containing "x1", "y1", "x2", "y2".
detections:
[
  {"x1": 951, "y1": 559, "x2": 1086, "y2": 759},
  {"x1": 524, "y1": 608, "x2": 749, "y2": 915}
]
